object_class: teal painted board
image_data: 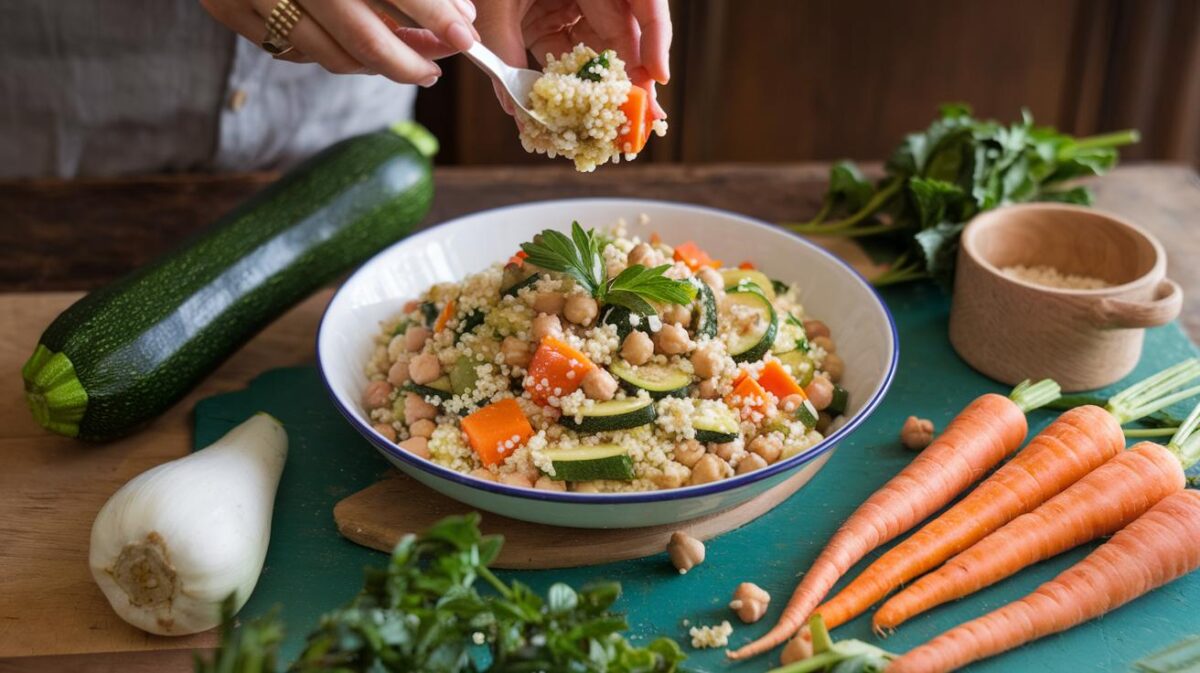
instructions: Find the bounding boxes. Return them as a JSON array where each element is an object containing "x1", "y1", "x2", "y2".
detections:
[{"x1": 195, "y1": 284, "x2": 1200, "y2": 672}]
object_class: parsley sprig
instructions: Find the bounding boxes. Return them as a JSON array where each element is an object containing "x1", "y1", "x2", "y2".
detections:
[{"x1": 520, "y1": 222, "x2": 697, "y2": 315}]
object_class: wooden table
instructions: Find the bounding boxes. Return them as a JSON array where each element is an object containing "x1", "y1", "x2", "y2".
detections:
[{"x1": 1, "y1": 164, "x2": 1197, "y2": 672}]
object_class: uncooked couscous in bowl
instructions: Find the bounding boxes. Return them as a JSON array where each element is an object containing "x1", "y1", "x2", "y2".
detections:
[
  {"x1": 361, "y1": 219, "x2": 849, "y2": 495},
  {"x1": 518, "y1": 44, "x2": 667, "y2": 172}
]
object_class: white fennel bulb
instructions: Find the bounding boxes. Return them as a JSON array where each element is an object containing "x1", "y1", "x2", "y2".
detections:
[{"x1": 89, "y1": 412, "x2": 287, "y2": 635}]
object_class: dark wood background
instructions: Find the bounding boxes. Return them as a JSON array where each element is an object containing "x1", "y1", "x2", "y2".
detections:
[{"x1": 417, "y1": 0, "x2": 1200, "y2": 166}]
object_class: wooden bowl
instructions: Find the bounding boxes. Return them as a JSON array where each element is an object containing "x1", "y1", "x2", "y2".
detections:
[{"x1": 949, "y1": 204, "x2": 1182, "y2": 392}]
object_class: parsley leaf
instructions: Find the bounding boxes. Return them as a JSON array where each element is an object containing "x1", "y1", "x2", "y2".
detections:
[
  {"x1": 520, "y1": 221, "x2": 605, "y2": 295},
  {"x1": 576, "y1": 51, "x2": 611, "y2": 81}
]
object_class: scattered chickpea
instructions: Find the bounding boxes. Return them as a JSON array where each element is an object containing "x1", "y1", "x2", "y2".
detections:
[
  {"x1": 469, "y1": 468, "x2": 498, "y2": 482},
  {"x1": 691, "y1": 344, "x2": 723, "y2": 379},
  {"x1": 532, "y1": 291, "x2": 565, "y2": 315},
  {"x1": 803, "y1": 319, "x2": 831, "y2": 339},
  {"x1": 697, "y1": 267, "x2": 724, "y2": 294},
  {"x1": 531, "y1": 312, "x2": 563, "y2": 342},
  {"x1": 404, "y1": 392, "x2": 438, "y2": 422},
  {"x1": 500, "y1": 336, "x2": 532, "y2": 368},
  {"x1": 372, "y1": 422, "x2": 397, "y2": 443},
  {"x1": 805, "y1": 375, "x2": 834, "y2": 411},
  {"x1": 363, "y1": 380, "x2": 393, "y2": 410},
  {"x1": 387, "y1": 357, "x2": 412, "y2": 386},
  {"x1": 654, "y1": 323, "x2": 693, "y2": 355},
  {"x1": 900, "y1": 416, "x2": 936, "y2": 451},
  {"x1": 534, "y1": 475, "x2": 567, "y2": 491},
  {"x1": 409, "y1": 418, "x2": 436, "y2": 438},
  {"x1": 408, "y1": 352, "x2": 442, "y2": 385},
  {"x1": 736, "y1": 453, "x2": 768, "y2": 474},
  {"x1": 667, "y1": 531, "x2": 705, "y2": 574},
  {"x1": 823, "y1": 352, "x2": 845, "y2": 383},
  {"x1": 661, "y1": 302, "x2": 691, "y2": 326},
  {"x1": 811, "y1": 335, "x2": 836, "y2": 354},
  {"x1": 697, "y1": 378, "x2": 720, "y2": 400},
  {"x1": 404, "y1": 325, "x2": 430, "y2": 352},
  {"x1": 398, "y1": 436, "x2": 430, "y2": 459},
  {"x1": 581, "y1": 368, "x2": 618, "y2": 401},
  {"x1": 689, "y1": 454, "x2": 730, "y2": 485},
  {"x1": 499, "y1": 472, "x2": 533, "y2": 489},
  {"x1": 729, "y1": 582, "x2": 771, "y2": 623},
  {"x1": 780, "y1": 393, "x2": 805, "y2": 413},
  {"x1": 748, "y1": 434, "x2": 782, "y2": 464},
  {"x1": 621, "y1": 331, "x2": 654, "y2": 365},
  {"x1": 561, "y1": 294, "x2": 596, "y2": 326},
  {"x1": 628, "y1": 242, "x2": 662, "y2": 268},
  {"x1": 780, "y1": 629, "x2": 814, "y2": 664},
  {"x1": 815, "y1": 411, "x2": 834, "y2": 433},
  {"x1": 673, "y1": 439, "x2": 706, "y2": 467}
]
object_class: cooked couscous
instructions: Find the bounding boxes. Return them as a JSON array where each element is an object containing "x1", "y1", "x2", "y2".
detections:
[
  {"x1": 363, "y1": 219, "x2": 848, "y2": 494},
  {"x1": 519, "y1": 44, "x2": 668, "y2": 172}
]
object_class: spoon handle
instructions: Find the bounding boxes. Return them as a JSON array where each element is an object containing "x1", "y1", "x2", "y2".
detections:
[{"x1": 463, "y1": 41, "x2": 509, "y2": 81}]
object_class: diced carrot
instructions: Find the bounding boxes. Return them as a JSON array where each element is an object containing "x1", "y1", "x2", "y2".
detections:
[
  {"x1": 739, "y1": 261, "x2": 757, "y2": 270},
  {"x1": 508, "y1": 250, "x2": 528, "y2": 267},
  {"x1": 649, "y1": 232, "x2": 662, "y2": 246},
  {"x1": 461, "y1": 398, "x2": 534, "y2": 466},
  {"x1": 673, "y1": 241, "x2": 722, "y2": 271},
  {"x1": 524, "y1": 335, "x2": 597, "y2": 405},
  {"x1": 726, "y1": 374, "x2": 773, "y2": 421},
  {"x1": 757, "y1": 360, "x2": 806, "y2": 400},
  {"x1": 615, "y1": 85, "x2": 651, "y2": 154},
  {"x1": 433, "y1": 298, "x2": 456, "y2": 333}
]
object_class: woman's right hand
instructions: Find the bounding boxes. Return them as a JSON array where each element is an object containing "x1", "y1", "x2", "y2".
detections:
[{"x1": 199, "y1": 0, "x2": 478, "y2": 86}]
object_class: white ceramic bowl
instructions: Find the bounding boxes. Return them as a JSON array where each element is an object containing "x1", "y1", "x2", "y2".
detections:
[{"x1": 317, "y1": 199, "x2": 898, "y2": 528}]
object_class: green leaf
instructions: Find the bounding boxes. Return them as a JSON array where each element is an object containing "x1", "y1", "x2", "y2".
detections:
[
  {"x1": 605, "y1": 264, "x2": 697, "y2": 307},
  {"x1": 547, "y1": 583, "x2": 578, "y2": 614},
  {"x1": 907, "y1": 177, "x2": 966, "y2": 229},
  {"x1": 1036, "y1": 186, "x2": 1093, "y2": 205},
  {"x1": 576, "y1": 51, "x2": 611, "y2": 82},
  {"x1": 914, "y1": 221, "x2": 966, "y2": 287},
  {"x1": 520, "y1": 224, "x2": 603, "y2": 295},
  {"x1": 827, "y1": 161, "x2": 875, "y2": 212}
]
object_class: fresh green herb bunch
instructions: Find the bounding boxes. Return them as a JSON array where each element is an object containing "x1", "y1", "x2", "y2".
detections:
[
  {"x1": 786, "y1": 104, "x2": 1139, "y2": 287},
  {"x1": 194, "y1": 514, "x2": 685, "y2": 673},
  {"x1": 521, "y1": 222, "x2": 697, "y2": 316}
]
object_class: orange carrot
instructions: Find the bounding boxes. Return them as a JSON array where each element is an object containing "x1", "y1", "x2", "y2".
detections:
[
  {"x1": 739, "y1": 261, "x2": 756, "y2": 270},
  {"x1": 728, "y1": 384, "x2": 1058, "y2": 660},
  {"x1": 672, "y1": 241, "x2": 721, "y2": 271},
  {"x1": 461, "y1": 398, "x2": 534, "y2": 466},
  {"x1": 508, "y1": 250, "x2": 528, "y2": 267},
  {"x1": 811, "y1": 405, "x2": 1124, "y2": 631},
  {"x1": 727, "y1": 374, "x2": 773, "y2": 421},
  {"x1": 649, "y1": 232, "x2": 662, "y2": 246},
  {"x1": 524, "y1": 335, "x2": 596, "y2": 406},
  {"x1": 434, "y1": 298, "x2": 456, "y2": 333},
  {"x1": 616, "y1": 85, "x2": 651, "y2": 154},
  {"x1": 757, "y1": 360, "x2": 806, "y2": 400},
  {"x1": 888, "y1": 489, "x2": 1200, "y2": 673}
]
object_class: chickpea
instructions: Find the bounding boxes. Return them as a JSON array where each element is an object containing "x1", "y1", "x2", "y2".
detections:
[
  {"x1": 811, "y1": 335, "x2": 836, "y2": 354},
  {"x1": 534, "y1": 475, "x2": 567, "y2": 491},
  {"x1": 627, "y1": 242, "x2": 661, "y2": 267},
  {"x1": 673, "y1": 439, "x2": 706, "y2": 467},
  {"x1": 500, "y1": 336, "x2": 532, "y2": 369},
  {"x1": 781, "y1": 630, "x2": 814, "y2": 664},
  {"x1": 816, "y1": 411, "x2": 834, "y2": 433},
  {"x1": 372, "y1": 422, "x2": 397, "y2": 443},
  {"x1": 900, "y1": 416, "x2": 936, "y2": 451},
  {"x1": 499, "y1": 472, "x2": 533, "y2": 489},
  {"x1": 387, "y1": 357, "x2": 412, "y2": 386},
  {"x1": 398, "y1": 436, "x2": 430, "y2": 459},
  {"x1": 403, "y1": 299, "x2": 421, "y2": 313},
  {"x1": 736, "y1": 453, "x2": 768, "y2": 475},
  {"x1": 729, "y1": 582, "x2": 771, "y2": 623},
  {"x1": 404, "y1": 392, "x2": 438, "y2": 422},
  {"x1": 661, "y1": 302, "x2": 691, "y2": 326},
  {"x1": 651, "y1": 462, "x2": 690, "y2": 489},
  {"x1": 689, "y1": 454, "x2": 729, "y2": 485},
  {"x1": 605, "y1": 258, "x2": 626, "y2": 279},
  {"x1": 712, "y1": 441, "x2": 740, "y2": 463},
  {"x1": 697, "y1": 267, "x2": 725, "y2": 294},
  {"x1": 823, "y1": 352, "x2": 845, "y2": 383},
  {"x1": 803, "y1": 319, "x2": 831, "y2": 339},
  {"x1": 621, "y1": 331, "x2": 654, "y2": 365},
  {"x1": 469, "y1": 467, "x2": 498, "y2": 482},
  {"x1": 531, "y1": 312, "x2": 563, "y2": 342},
  {"x1": 780, "y1": 393, "x2": 805, "y2": 414},
  {"x1": 564, "y1": 294, "x2": 599, "y2": 326},
  {"x1": 667, "y1": 531, "x2": 706, "y2": 574},
  {"x1": 697, "y1": 378, "x2": 720, "y2": 400},
  {"x1": 409, "y1": 418, "x2": 436, "y2": 438},
  {"x1": 581, "y1": 368, "x2": 618, "y2": 401},
  {"x1": 572, "y1": 481, "x2": 602, "y2": 493},
  {"x1": 805, "y1": 375, "x2": 835, "y2": 411},
  {"x1": 404, "y1": 325, "x2": 430, "y2": 352},
  {"x1": 653, "y1": 323, "x2": 693, "y2": 355},
  {"x1": 407, "y1": 352, "x2": 442, "y2": 385},
  {"x1": 748, "y1": 434, "x2": 783, "y2": 464},
  {"x1": 691, "y1": 344, "x2": 723, "y2": 379},
  {"x1": 363, "y1": 380, "x2": 393, "y2": 410},
  {"x1": 532, "y1": 291, "x2": 565, "y2": 315}
]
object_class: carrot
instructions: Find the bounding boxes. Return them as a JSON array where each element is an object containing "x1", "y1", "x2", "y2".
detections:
[
  {"x1": 649, "y1": 232, "x2": 662, "y2": 246},
  {"x1": 813, "y1": 359, "x2": 1200, "y2": 632},
  {"x1": 727, "y1": 381, "x2": 1060, "y2": 660},
  {"x1": 757, "y1": 360, "x2": 806, "y2": 400},
  {"x1": 524, "y1": 335, "x2": 596, "y2": 406},
  {"x1": 888, "y1": 489, "x2": 1200, "y2": 673},
  {"x1": 508, "y1": 250, "x2": 528, "y2": 267},
  {"x1": 727, "y1": 373, "x2": 773, "y2": 421},
  {"x1": 672, "y1": 241, "x2": 721, "y2": 271},
  {"x1": 876, "y1": 394, "x2": 1200, "y2": 631},
  {"x1": 433, "y1": 298, "x2": 456, "y2": 333},
  {"x1": 616, "y1": 85, "x2": 651, "y2": 154},
  {"x1": 739, "y1": 261, "x2": 757, "y2": 270},
  {"x1": 461, "y1": 398, "x2": 534, "y2": 466}
]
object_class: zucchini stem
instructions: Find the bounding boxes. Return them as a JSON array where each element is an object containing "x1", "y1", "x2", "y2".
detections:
[{"x1": 1009, "y1": 378, "x2": 1062, "y2": 414}]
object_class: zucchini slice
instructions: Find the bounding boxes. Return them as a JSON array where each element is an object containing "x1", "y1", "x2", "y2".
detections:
[
  {"x1": 609, "y1": 360, "x2": 691, "y2": 399},
  {"x1": 693, "y1": 405, "x2": 740, "y2": 443},
  {"x1": 691, "y1": 282, "x2": 719, "y2": 339},
  {"x1": 721, "y1": 269, "x2": 777, "y2": 300},
  {"x1": 795, "y1": 398, "x2": 819, "y2": 429},
  {"x1": 600, "y1": 305, "x2": 653, "y2": 343},
  {"x1": 501, "y1": 273, "x2": 538, "y2": 298},
  {"x1": 403, "y1": 376, "x2": 453, "y2": 400},
  {"x1": 827, "y1": 384, "x2": 849, "y2": 416},
  {"x1": 559, "y1": 397, "x2": 657, "y2": 433},
  {"x1": 455, "y1": 310, "x2": 486, "y2": 340},
  {"x1": 543, "y1": 444, "x2": 635, "y2": 481},
  {"x1": 448, "y1": 356, "x2": 479, "y2": 395},
  {"x1": 725, "y1": 287, "x2": 778, "y2": 363},
  {"x1": 777, "y1": 350, "x2": 816, "y2": 387}
]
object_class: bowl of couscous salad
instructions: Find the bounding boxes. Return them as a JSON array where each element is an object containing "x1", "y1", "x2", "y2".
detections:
[{"x1": 317, "y1": 199, "x2": 897, "y2": 528}]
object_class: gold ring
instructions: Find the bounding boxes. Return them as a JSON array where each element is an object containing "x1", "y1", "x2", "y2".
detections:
[{"x1": 261, "y1": 0, "x2": 303, "y2": 57}]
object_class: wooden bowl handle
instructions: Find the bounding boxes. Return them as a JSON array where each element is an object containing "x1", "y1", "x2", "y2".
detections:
[{"x1": 1090, "y1": 278, "x2": 1183, "y2": 329}]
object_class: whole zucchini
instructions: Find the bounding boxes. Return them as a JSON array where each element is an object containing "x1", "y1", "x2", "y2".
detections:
[{"x1": 22, "y1": 124, "x2": 436, "y2": 441}]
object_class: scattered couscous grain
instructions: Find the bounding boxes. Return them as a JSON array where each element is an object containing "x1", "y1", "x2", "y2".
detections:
[{"x1": 689, "y1": 620, "x2": 733, "y2": 648}]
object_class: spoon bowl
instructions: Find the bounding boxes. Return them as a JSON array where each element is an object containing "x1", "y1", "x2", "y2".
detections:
[{"x1": 463, "y1": 42, "x2": 549, "y2": 127}]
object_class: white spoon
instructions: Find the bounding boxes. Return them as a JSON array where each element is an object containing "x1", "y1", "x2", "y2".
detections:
[{"x1": 461, "y1": 42, "x2": 549, "y2": 127}]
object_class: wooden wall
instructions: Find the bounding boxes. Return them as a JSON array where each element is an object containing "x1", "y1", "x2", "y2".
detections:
[{"x1": 415, "y1": 0, "x2": 1199, "y2": 166}]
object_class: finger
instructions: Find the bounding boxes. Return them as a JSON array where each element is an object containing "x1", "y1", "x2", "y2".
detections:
[
  {"x1": 200, "y1": 0, "x2": 315, "y2": 62},
  {"x1": 391, "y1": 26, "x2": 460, "y2": 60},
  {"x1": 387, "y1": 0, "x2": 476, "y2": 52},
  {"x1": 304, "y1": 0, "x2": 442, "y2": 84},
  {"x1": 574, "y1": 0, "x2": 641, "y2": 64},
  {"x1": 249, "y1": 0, "x2": 367, "y2": 74},
  {"x1": 630, "y1": 0, "x2": 671, "y2": 83},
  {"x1": 473, "y1": 0, "x2": 532, "y2": 67},
  {"x1": 522, "y1": 0, "x2": 581, "y2": 64}
]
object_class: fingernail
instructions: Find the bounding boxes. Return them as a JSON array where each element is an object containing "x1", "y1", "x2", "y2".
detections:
[
  {"x1": 455, "y1": 0, "x2": 476, "y2": 22},
  {"x1": 420, "y1": 75, "x2": 439, "y2": 88},
  {"x1": 446, "y1": 21, "x2": 474, "y2": 51}
]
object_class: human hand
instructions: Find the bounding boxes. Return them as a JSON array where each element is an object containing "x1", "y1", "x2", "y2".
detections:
[
  {"x1": 474, "y1": 0, "x2": 671, "y2": 117},
  {"x1": 200, "y1": 0, "x2": 478, "y2": 86}
]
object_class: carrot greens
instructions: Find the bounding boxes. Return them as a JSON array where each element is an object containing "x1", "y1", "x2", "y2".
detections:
[{"x1": 766, "y1": 616, "x2": 894, "y2": 673}]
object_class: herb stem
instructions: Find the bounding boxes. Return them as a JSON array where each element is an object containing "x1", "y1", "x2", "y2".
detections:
[
  {"x1": 479, "y1": 566, "x2": 513, "y2": 600},
  {"x1": 786, "y1": 178, "x2": 904, "y2": 234},
  {"x1": 1070, "y1": 129, "x2": 1140, "y2": 152}
]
